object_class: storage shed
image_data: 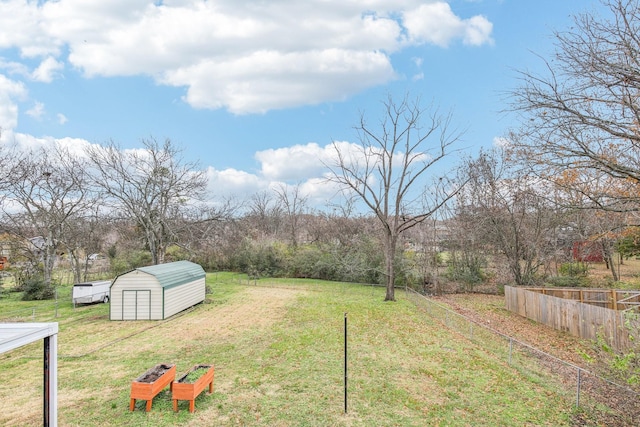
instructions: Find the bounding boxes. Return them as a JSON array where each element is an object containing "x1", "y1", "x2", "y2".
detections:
[{"x1": 110, "y1": 261, "x2": 206, "y2": 321}]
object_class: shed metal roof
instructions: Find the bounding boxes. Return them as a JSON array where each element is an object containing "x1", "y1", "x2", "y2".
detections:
[{"x1": 135, "y1": 260, "x2": 205, "y2": 289}]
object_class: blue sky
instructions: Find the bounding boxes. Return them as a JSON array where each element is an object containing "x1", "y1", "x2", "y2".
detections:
[{"x1": 0, "y1": 0, "x2": 604, "y2": 207}]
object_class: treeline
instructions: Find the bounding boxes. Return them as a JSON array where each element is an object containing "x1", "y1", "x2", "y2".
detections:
[
  {"x1": 2, "y1": 124, "x2": 640, "y2": 297},
  {"x1": 4, "y1": 0, "x2": 640, "y2": 299}
]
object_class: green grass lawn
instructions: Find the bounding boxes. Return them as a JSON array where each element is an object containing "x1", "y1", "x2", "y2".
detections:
[{"x1": 0, "y1": 273, "x2": 590, "y2": 426}]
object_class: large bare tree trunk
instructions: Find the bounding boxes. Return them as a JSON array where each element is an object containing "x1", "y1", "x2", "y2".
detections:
[{"x1": 383, "y1": 233, "x2": 397, "y2": 301}]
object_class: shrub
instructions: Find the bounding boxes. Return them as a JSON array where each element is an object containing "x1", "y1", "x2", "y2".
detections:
[
  {"x1": 110, "y1": 250, "x2": 153, "y2": 275},
  {"x1": 558, "y1": 262, "x2": 588, "y2": 277},
  {"x1": 229, "y1": 240, "x2": 285, "y2": 278},
  {"x1": 592, "y1": 312, "x2": 640, "y2": 389},
  {"x1": 445, "y1": 251, "x2": 486, "y2": 291},
  {"x1": 544, "y1": 275, "x2": 590, "y2": 288},
  {"x1": 21, "y1": 277, "x2": 55, "y2": 301}
]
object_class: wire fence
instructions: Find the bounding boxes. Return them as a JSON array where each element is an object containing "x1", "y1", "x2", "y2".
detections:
[
  {"x1": 405, "y1": 288, "x2": 640, "y2": 426},
  {"x1": 0, "y1": 302, "x2": 61, "y2": 322}
]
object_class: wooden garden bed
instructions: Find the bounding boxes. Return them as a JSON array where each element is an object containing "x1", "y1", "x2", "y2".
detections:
[
  {"x1": 172, "y1": 364, "x2": 214, "y2": 413},
  {"x1": 129, "y1": 363, "x2": 176, "y2": 412}
]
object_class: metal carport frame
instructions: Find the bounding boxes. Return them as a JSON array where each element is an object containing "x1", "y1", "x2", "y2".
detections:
[{"x1": 0, "y1": 323, "x2": 59, "y2": 427}]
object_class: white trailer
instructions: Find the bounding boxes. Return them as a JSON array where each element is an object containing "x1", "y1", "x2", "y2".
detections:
[{"x1": 72, "y1": 280, "x2": 111, "y2": 306}]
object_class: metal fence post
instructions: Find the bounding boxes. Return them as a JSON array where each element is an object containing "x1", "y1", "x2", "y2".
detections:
[{"x1": 344, "y1": 312, "x2": 348, "y2": 414}]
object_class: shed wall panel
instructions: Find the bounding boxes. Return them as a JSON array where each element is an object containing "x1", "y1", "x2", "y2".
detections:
[{"x1": 163, "y1": 278, "x2": 206, "y2": 318}]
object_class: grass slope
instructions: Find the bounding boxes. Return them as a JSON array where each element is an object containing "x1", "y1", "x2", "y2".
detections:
[{"x1": 0, "y1": 274, "x2": 582, "y2": 426}]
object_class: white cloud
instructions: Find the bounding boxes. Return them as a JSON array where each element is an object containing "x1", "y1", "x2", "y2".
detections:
[
  {"x1": 300, "y1": 177, "x2": 345, "y2": 207},
  {"x1": 464, "y1": 15, "x2": 495, "y2": 46},
  {"x1": 0, "y1": 59, "x2": 30, "y2": 78},
  {"x1": 0, "y1": 74, "x2": 27, "y2": 131},
  {"x1": 32, "y1": 56, "x2": 64, "y2": 82},
  {"x1": 0, "y1": 0, "x2": 493, "y2": 114},
  {"x1": 0, "y1": 133, "x2": 360, "y2": 209},
  {"x1": 256, "y1": 142, "x2": 345, "y2": 181},
  {"x1": 4, "y1": 132, "x2": 92, "y2": 157},
  {"x1": 0, "y1": 0, "x2": 62, "y2": 57},
  {"x1": 493, "y1": 136, "x2": 510, "y2": 147},
  {"x1": 26, "y1": 101, "x2": 45, "y2": 120},
  {"x1": 403, "y1": 3, "x2": 493, "y2": 47},
  {"x1": 57, "y1": 113, "x2": 68, "y2": 125},
  {"x1": 55, "y1": 136, "x2": 92, "y2": 157},
  {"x1": 163, "y1": 49, "x2": 396, "y2": 114},
  {"x1": 205, "y1": 166, "x2": 267, "y2": 199}
]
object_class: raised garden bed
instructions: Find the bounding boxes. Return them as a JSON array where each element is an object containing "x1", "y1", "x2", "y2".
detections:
[
  {"x1": 129, "y1": 363, "x2": 176, "y2": 412},
  {"x1": 172, "y1": 364, "x2": 214, "y2": 413}
]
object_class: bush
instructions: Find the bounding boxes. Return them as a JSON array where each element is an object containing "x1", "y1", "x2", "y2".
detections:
[
  {"x1": 110, "y1": 250, "x2": 153, "y2": 275},
  {"x1": 445, "y1": 251, "x2": 486, "y2": 291},
  {"x1": 545, "y1": 275, "x2": 590, "y2": 288},
  {"x1": 21, "y1": 277, "x2": 55, "y2": 301},
  {"x1": 592, "y1": 312, "x2": 640, "y2": 389},
  {"x1": 229, "y1": 240, "x2": 285, "y2": 278},
  {"x1": 285, "y1": 245, "x2": 339, "y2": 280},
  {"x1": 558, "y1": 262, "x2": 588, "y2": 277}
]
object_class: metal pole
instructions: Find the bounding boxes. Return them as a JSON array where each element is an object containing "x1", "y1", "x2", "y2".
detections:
[
  {"x1": 44, "y1": 336, "x2": 50, "y2": 427},
  {"x1": 344, "y1": 312, "x2": 348, "y2": 414}
]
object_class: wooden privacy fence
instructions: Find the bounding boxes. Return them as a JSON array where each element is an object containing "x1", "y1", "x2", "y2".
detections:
[{"x1": 504, "y1": 286, "x2": 640, "y2": 351}]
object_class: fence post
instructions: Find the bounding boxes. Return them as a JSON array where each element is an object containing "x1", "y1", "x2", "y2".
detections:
[{"x1": 344, "y1": 312, "x2": 348, "y2": 414}]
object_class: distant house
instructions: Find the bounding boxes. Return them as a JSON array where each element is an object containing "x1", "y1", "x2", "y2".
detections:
[{"x1": 109, "y1": 260, "x2": 206, "y2": 321}]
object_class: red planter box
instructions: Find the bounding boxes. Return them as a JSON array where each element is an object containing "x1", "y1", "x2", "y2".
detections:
[
  {"x1": 172, "y1": 364, "x2": 215, "y2": 413},
  {"x1": 129, "y1": 363, "x2": 176, "y2": 412}
]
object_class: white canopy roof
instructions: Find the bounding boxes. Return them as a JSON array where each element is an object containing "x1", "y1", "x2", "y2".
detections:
[
  {"x1": 0, "y1": 323, "x2": 58, "y2": 354},
  {"x1": 0, "y1": 322, "x2": 58, "y2": 426}
]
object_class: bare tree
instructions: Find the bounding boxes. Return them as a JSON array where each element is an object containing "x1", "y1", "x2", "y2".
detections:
[
  {"x1": 86, "y1": 138, "x2": 208, "y2": 265},
  {"x1": 247, "y1": 190, "x2": 283, "y2": 239},
  {"x1": 273, "y1": 183, "x2": 308, "y2": 248},
  {"x1": 0, "y1": 144, "x2": 94, "y2": 286},
  {"x1": 327, "y1": 95, "x2": 465, "y2": 301},
  {"x1": 59, "y1": 206, "x2": 110, "y2": 282},
  {"x1": 509, "y1": 0, "x2": 640, "y2": 211},
  {"x1": 169, "y1": 199, "x2": 241, "y2": 265},
  {"x1": 457, "y1": 148, "x2": 561, "y2": 287}
]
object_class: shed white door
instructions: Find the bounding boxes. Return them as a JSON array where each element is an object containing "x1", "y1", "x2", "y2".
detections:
[{"x1": 122, "y1": 290, "x2": 151, "y2": 320}]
